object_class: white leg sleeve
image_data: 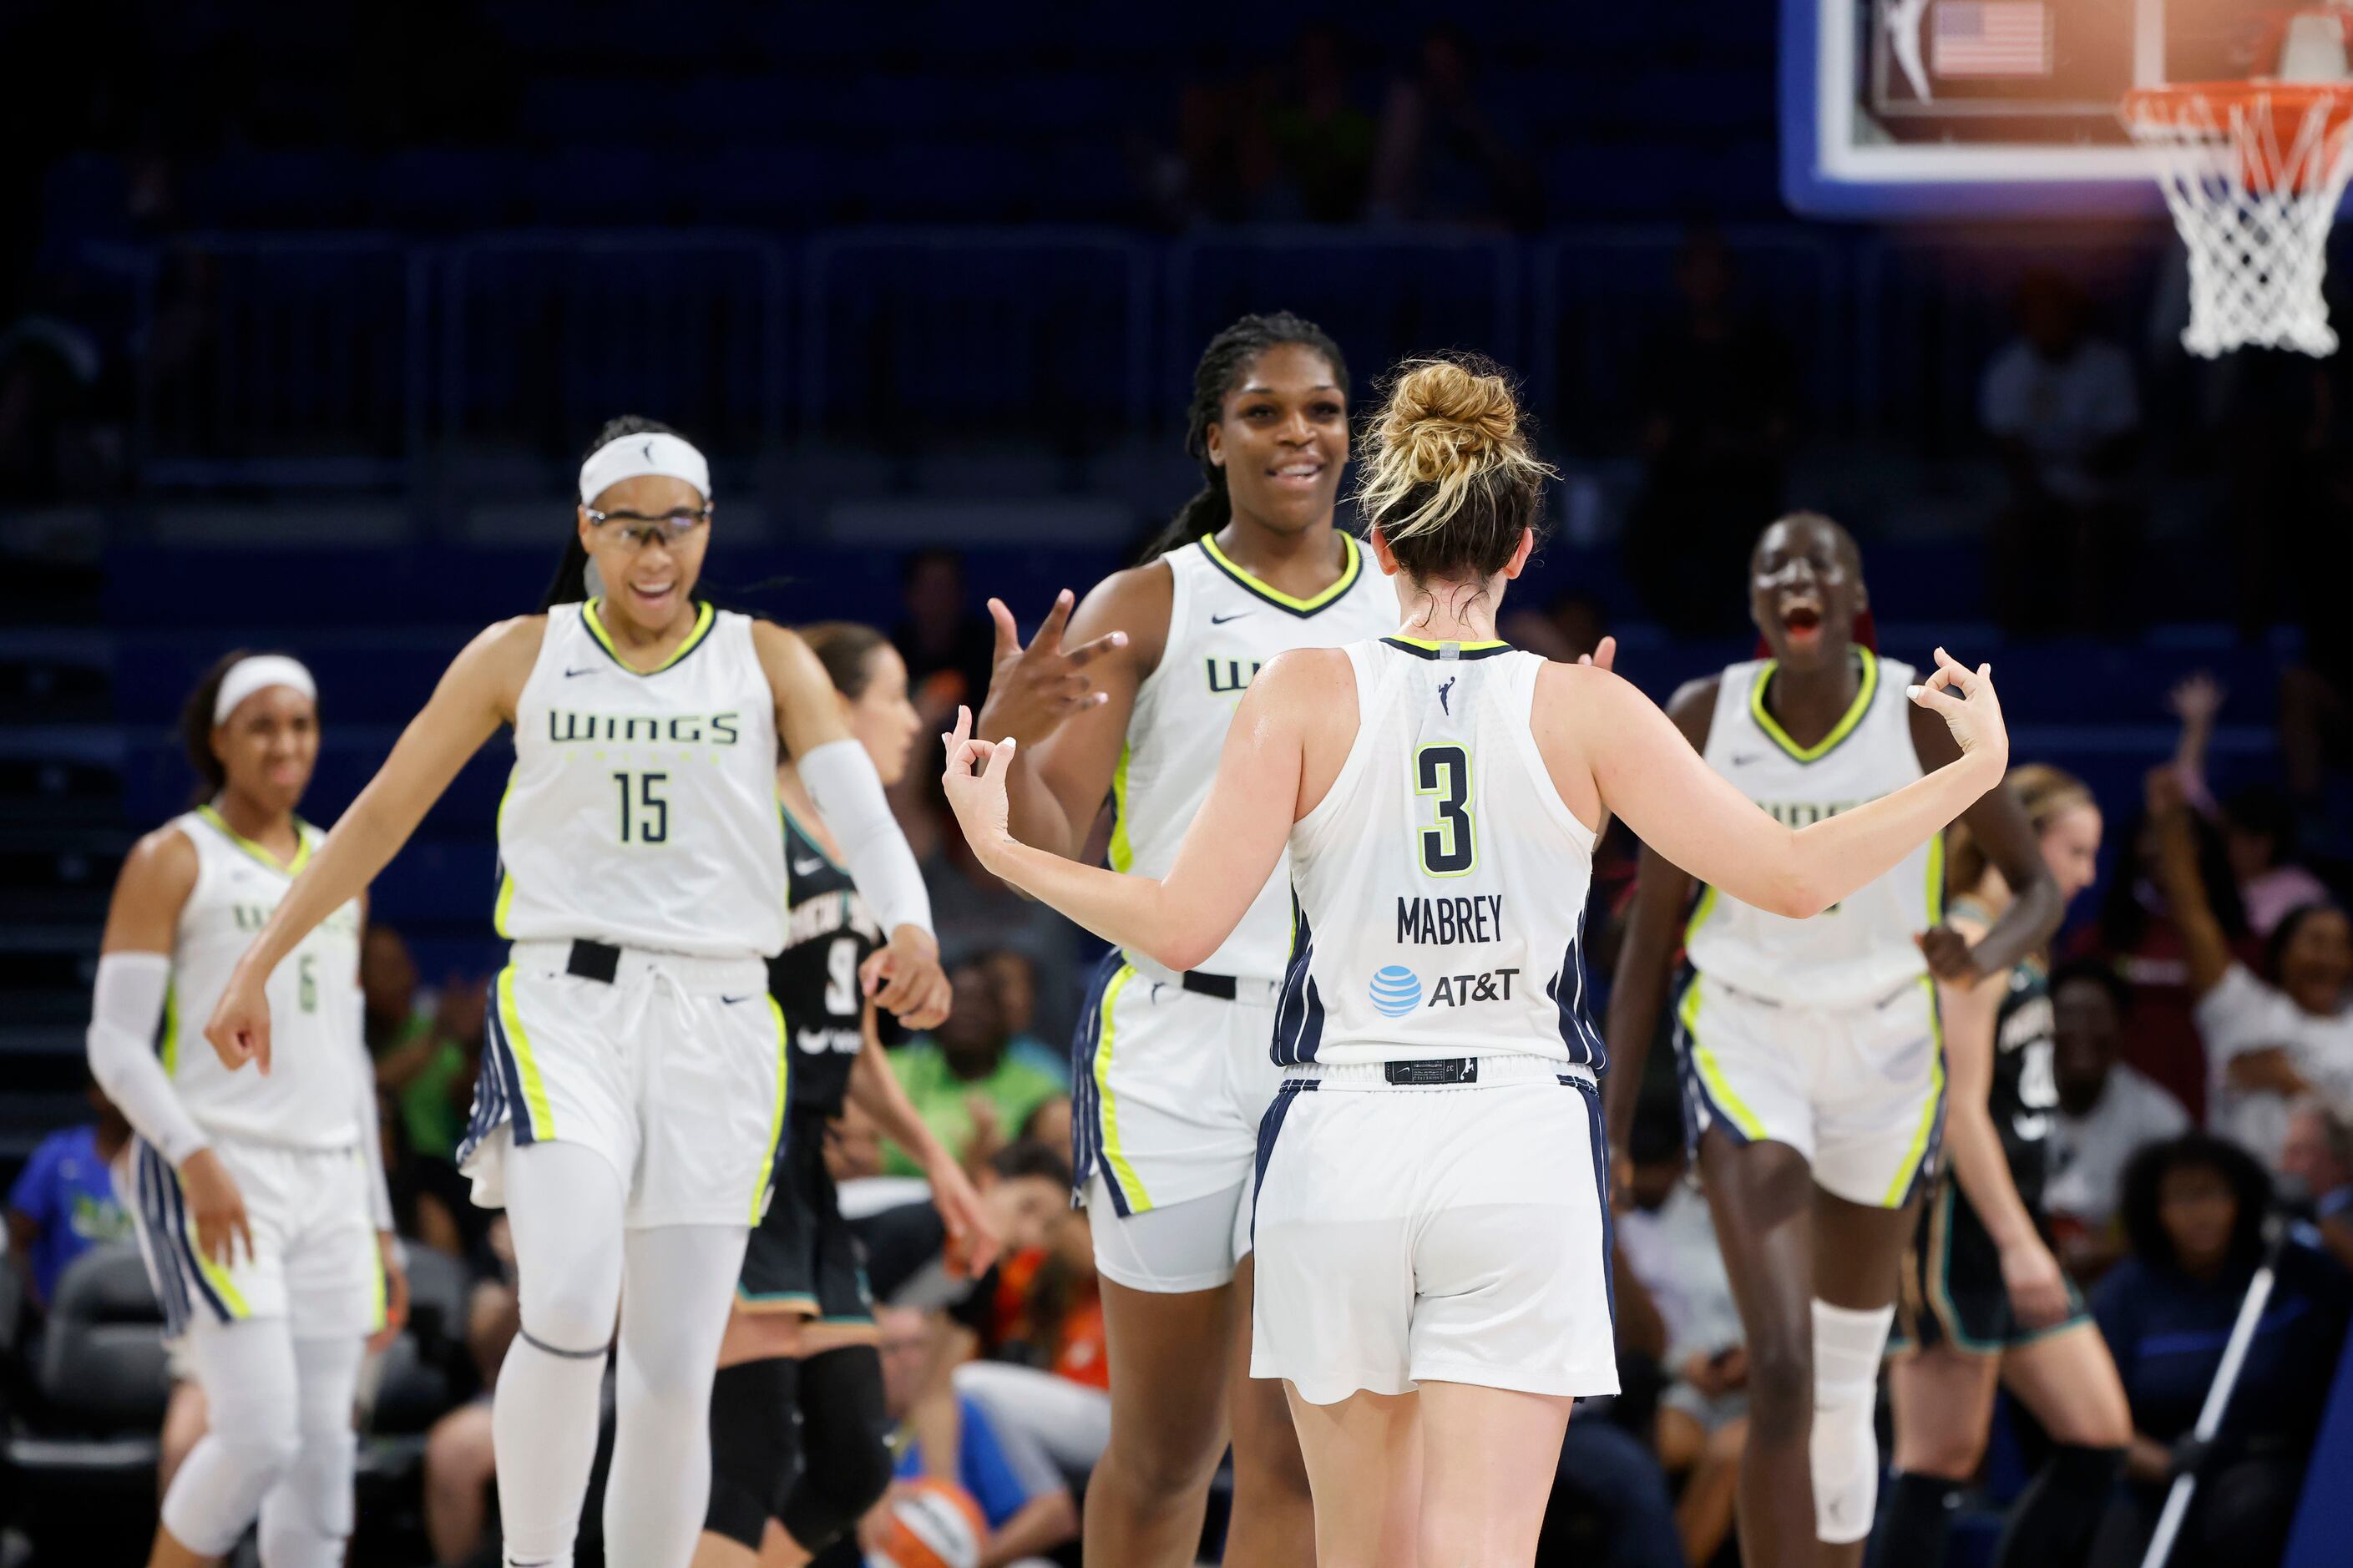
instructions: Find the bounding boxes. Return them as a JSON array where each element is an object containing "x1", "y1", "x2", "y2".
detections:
[
  {"x1": 600, "y1": 1222, "x2": 748, "y2": 1568},
  {"x1": 256, "y1": 1333, "x2": 364, "y2": 1567},
  {"x1": 161, "y1": 1315, "x2": 302, "y2": 1555},
  {"x1": 1810, "y1": 1298, "x2": 1895, "y2": 1545},
  {"x1": 493, "y1": 1141, "x2": 625, "y2": 1568}
]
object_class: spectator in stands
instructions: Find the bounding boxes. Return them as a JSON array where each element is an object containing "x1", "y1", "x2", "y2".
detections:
[
  {"x1": 2047, "y1": 959, "x2": 2191, "y2": 1282},
  {"x1": 1267, "y1": 25, "x2": 1379, "y2": 223},
  {"x1": 377, "y1": 1090, "x2": 494, "y2": 1277},
  {"x1": 867, "y1": 1302, "x2": 1081, "y2": 1565},
  {"x1": 981, "y1": 947, "x2": 1065, "y2": 1075},
  {"x1": 893, "y1": 548, "x2": 999, "y2": 721},
  {"x1": 2087, "y1": 1133, "x2": 2351, "y2": 1568},
  {"x1": 1622, "y1": 226, "x2": 1799, "y2": 635},
  {"x1": 4, "y1": 1077, "x2": 131, "y2": 1318},
  {"x1": 422, "y1": 1268, "x2": 523, "y2": 1567},
  {"x1": 885, "y1": 957, "x2": 1068, "y2": 1179},
  {"x1": 2280, "y1": 1098, "x2": 2353, "y2": 1271},
  {"x1": 1369, "y1": 23, "x2": 1541, "y2": 230},
  {"x1": 2076, "y1": 795, "x2": 2251, "y2": 1125},
  {"x1": 1617, "y1": 1118, "x2": 1748, "y2": 1567},
  {"x1": 1982, "y1": 269, "x2": 2143, "y2": 634},
  {"x1": 2168, "y1": 671, "x2": 2333, "y2": 937},
  {"x1": 362, "y1": 924, "x2": 486, "y2": 1161},
  {"x1": 2149, "y1": 766, "x2": 2353, "y2": 1171}
]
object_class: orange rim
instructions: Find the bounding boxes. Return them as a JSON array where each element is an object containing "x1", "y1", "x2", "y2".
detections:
[{"x1": 2123, "y1": 82, "x2": 2353, "y2": 192}]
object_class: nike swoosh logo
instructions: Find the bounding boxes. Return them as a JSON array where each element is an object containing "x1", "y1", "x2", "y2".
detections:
[
  {"x1": 720, "y1": 994, "x2": 755, "y2": 1005},
  {"x1": 1727, "y1": 753, "x2": 1764, "y2": 766},
  {"x1": 1209, "y1": 612, "x2": 1251, "y2": 625},
  {"x1": 792, "y1": 856, "x2": 827, "y2": 875},
  {"x1": 563, "y1": 666, "x2": 600, "y2": 678}
]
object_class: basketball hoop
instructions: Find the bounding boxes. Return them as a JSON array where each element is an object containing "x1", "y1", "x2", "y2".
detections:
[{"x1": 2123, "y1": 8, "x2": 2353, "y2": 357}]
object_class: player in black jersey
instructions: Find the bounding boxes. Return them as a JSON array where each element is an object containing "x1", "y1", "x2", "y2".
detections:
[
  {"x1": 696, "y1": 624, "x2": 999, "y2": 1568},
  {"x1": 1880, "y1": 765, "x2": 2133, "y2": 1568}
]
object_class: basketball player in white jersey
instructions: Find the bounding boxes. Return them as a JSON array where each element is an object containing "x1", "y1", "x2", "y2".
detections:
[
  {"x1": 973, "y1": 313, "x2": 1389, "y2": 1565},
  {"x1": 939, "y1": 355, "x2": 2011, "y2": 1567},
  {"x1": 89, "y1": 650, "x2": 402, "y2": 1567},
  {"x1": 202, "y1": 418, "x2": 950, "y2": 1568},
  {"x1": 1605, "y1": 512, "x2": 2062, "y2": 1568}
]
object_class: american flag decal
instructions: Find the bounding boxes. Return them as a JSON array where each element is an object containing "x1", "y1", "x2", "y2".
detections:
[{"x1": 1931, "y1": 0, "x2": 2052, "y2": 78}]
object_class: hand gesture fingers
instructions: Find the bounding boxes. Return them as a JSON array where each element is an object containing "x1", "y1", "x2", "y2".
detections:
[{"x1": 1577, "y1": 635, "x2": 1618, "y2": 674}]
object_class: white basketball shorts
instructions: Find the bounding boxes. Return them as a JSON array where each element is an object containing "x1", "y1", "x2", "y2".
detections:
[
  {"x1": 129, "y1": 1135, "x2": 381, "y2": 1343},
  {"x1": 1675, "y1": 971, "x2": 1946, "y2": 1210},
  {"x1": 458, "y1": 939, "x2": 789, "y2": 1231},
  {"x1": 1250, "y1": 1055, "x2": 1622, "y2": 1404}
]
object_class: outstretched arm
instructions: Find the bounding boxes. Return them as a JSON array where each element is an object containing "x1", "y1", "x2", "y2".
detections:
[
  {"x1": 942, "y1": 649, "x2": 1328, "y2": 973},
  {"x1": 2145, "y1": 767, "x2": 2233, "y2": 998},
  {"x1": 205, "y1": 617, "x2": 530, "y2": 1074},
  {"x1": 1601, "y1": 677, "x2": 1713, "y2": 1157},
  {"x1": 847, "y1": 1016, "x2": 999, "y2": 1277},
  {"x1": 1563, "y1": 649, "x2": 2007, "y2": 925}
]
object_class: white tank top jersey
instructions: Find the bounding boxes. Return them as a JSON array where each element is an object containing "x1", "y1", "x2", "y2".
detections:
[
  {"x1": 1276, "y1": 639, "x2": 1604, "y2": 1072},
  {"x1": 164, "y1": 807, "x2": 365, "y2": 1149},
  {"x1": 494, "y1": 599, "x2": 786, "y2": 959},
  {"x1": 1683, "y1": 650, "x2": 1940, "y2": 1007},
  {"x1": 1111, "y1": 534, "x2": 1396, "y2": 982}
]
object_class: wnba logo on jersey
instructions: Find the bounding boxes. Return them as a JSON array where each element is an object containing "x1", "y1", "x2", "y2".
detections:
[
  {"x1": 545, "y1": 710, "x2": 743, "y2": 746},
  {"x1": 1204, "y1": 657, "x2": 1263, "y2": 695}
]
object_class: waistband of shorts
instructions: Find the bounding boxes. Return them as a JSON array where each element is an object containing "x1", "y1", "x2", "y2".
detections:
[
  {"x1": 1120, "y1": 951, "x2": 1281, "y2": 1005},
  {"x1": 1283, "y1": 1055, "x2": 1597, "y2": 1091},
  {"x1": 1698, "y1": 970, "x2": 1928, "y2": 1012},
  {"x1": 509, "y1": 938, "x2": 767, "y2": 994}
]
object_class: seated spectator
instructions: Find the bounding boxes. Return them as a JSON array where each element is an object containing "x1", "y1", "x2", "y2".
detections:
[
  {"x1": 377, "y1": 1091, "x2": 495, "y2": 1277},
  {"x1": 1534, "y1": 1417, "x2": 1686, "y2": 1568},
  {"x1": 1982, "y1": 269, "x2": 2143, "y2": 633},
  {"x1": 1616, "y1": 1122, "x2": 1746, "y2": 1567},
  {"x1": 981, "y1": 948, "x2": 1067, "y2": 1081},
  {"x1": 866, "y1": 1303, "x2": 1080, "y2": 1567},
  {"x1": 886, "y1": 960, "x2": 1070, "y2": 1180},
  {"x1": 2167, "y1": 673, "x2": 2331, "y2": 938},
  {"x1": 5, "y1": 1078, "x2": 131, "y2": 1321},
  {"x1": 2047, "y1": 959, "x2": 2191, "y2": 1282},
  {"x1": 422, "y1": 1262, "x2": 522, "y2": 1566},
  {"x1": 2280, "y1": 1098, "x2": 2353, "y2": 1271},
  {"x1": 2149, "y1": 767, "x2": 2353, "y2": 1171},
  {"x1": 858, "y1": 1141, "x2": 1073, "y2": 1345},
  {"x1": 362, "y1": 924, "x2": 487, "y2": 1161},
  {"x1": 2088, "y1": 1134, "x2": 2352, "y2": 1568}
]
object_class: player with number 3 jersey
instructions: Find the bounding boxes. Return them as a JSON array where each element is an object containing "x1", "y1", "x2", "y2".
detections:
[{"x1": 942, "y1": 356, "x2": 2013, "y2": 1567}]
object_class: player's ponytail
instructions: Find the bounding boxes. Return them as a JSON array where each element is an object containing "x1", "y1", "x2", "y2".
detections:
[
  {"x1": 1356, "y1": 354, "x2": 1554, "y2": 584},
  {"x1": 1138, "y1": 311, "x2": 1349, "y2": 563},
  {"x1": 541, "y1": 414, "x2": 685, "y2": 609},
  {"x1": 1946, "y1": 762, "x2": 2094, "y2": 899}
]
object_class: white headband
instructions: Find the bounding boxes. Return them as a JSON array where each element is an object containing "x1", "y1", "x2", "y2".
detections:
[
  {"x1": 213, "y1": 655, "x2": 316, "y2": 725},
  {"x1": 578, "y1": 431, "x2": 711, "y2": 508}
]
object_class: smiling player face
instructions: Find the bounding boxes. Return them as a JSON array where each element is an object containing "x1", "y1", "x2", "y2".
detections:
[
  {"x1": 1749, "y1": 514, "x2": 1865, "y2": 675},
  {"x1": 1202, "y1": 341, "x2": 1350, "y2": 537}
]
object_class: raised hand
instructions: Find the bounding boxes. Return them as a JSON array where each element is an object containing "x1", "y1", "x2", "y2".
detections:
[
  {"x1": 941, "y1": 706, "x2": 1016, "y2": 869},
  {"x1": 2168, "y1": 670, "x2": 2225, "y2": 728},
  {"x1": 974, "y1": 591, "x2": 1127, "y2": 748},
  {"x1": 1580, "y1": 635, "x2": 1617, "y2": 673},
  {"x1": 1905, "y1": 647, "x2": 2007, "y2": 774}
]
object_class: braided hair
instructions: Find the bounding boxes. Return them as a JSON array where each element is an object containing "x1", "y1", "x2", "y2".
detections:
[{"x1": 1138, "y1": 312, "x2": 1349, "y2": 563}]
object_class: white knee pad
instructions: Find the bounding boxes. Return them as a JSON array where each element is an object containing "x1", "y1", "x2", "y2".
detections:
[
  {"x1": 258, "y1": 1429, "x2": 357, "y2": 1566},
  {"x1": 1809, "y1": 1299, "x2": 1894, "y2": 1545},
  {"x1": 161, "y1": 1422, "x2": 303, "y2": 1553}
]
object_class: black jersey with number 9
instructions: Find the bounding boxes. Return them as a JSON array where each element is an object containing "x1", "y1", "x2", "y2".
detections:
[{"x1": 764, "y1": 807, "x2": 883, "y2": 1116}]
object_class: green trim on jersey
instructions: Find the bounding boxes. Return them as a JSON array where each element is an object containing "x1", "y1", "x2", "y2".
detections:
[
  {"x1": 1108, "y1": 741, "x2": 1135, "y2": 873},
  {"x1": 750, "y1": 995, "x2": 791, "y2": 1225},
  {"x1": 1093, "y1": 964, "x2": 1151, "y2": 1211},
  {"x1": 159, "y1": 980, "x2": 180, "y2": 1075},
  {"x1": 1883, "y1": 977, "x2": 1946, "y2": 1207},
  {"x1": 1381, "y1": 636, "x2": 1515, "y2": 660},
  {"x1": 580, "y1": 596, "x2": 717, "y2": 675},
  {"x1": 1198, "y1": 532, "x2": 1363, "y2": 617},
  {"x1": 1683, "y1": 980, "x2": 1768, "y2": 1140},
  {"x1": 1748, "y1": 649, "x2": 1880, "y2": 766},
  {"x1": 195, "y1": 804, "x2": 313, "y2": 877}
]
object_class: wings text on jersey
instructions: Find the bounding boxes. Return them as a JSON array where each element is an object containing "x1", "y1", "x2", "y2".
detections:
[{"x1": 545, "y1": 709, "x2": 744, "y2": 745}]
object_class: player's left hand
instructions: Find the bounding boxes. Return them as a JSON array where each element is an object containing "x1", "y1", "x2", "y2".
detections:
[
  {"x1": 367, "y1": 1232, "x2": 410, "y2": 1354},
  {"x1": 1915, "y1": 925, "x2": 1984, "y2": 985},
  {"x1": 1999, "y1": 1236, "x2": 2072, "y2": 1331},
  {"x1": 941, "y1": 705, "x2": 1016, "y2": 867},
  {"x1": 1579, "y1": 635, "x2": 1617, "y2": 673},
  {"x1": 863, "y1": 930, "x2": 951, "y2": 1030}
]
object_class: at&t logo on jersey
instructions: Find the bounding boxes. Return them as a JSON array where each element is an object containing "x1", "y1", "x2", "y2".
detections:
[
  {"x1": 1369, "y1": 965, "x2": 1423, "y2": 1016},
  {"x1": 1366, "y1": 964, "x2": 1521, "y2": 1015}
]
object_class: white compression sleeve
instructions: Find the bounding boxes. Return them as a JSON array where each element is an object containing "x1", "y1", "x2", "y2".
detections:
[
  {"x1": 348, "y1": 997, "x2": 396, "y2": 1234},
  {"x1": 799, "y1": 738, "x2": 934, "y2": 938},
  {"x1": 87, "y1": 951, "x2": 210, "y2": 1166}
]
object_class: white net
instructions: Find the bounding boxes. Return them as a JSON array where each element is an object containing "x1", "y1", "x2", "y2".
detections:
[{"x1": 2126, "y1": 86, "x2": 2353, "y2": 357}]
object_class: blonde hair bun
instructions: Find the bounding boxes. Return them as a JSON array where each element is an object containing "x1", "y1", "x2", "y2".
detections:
[{"x1": 1382, "y1": 360, "x2": 1520, "y2": 482}]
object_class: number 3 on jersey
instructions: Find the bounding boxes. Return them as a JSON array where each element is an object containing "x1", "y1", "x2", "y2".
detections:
[
  {"x1": 1414, "y1": 744, "x2": 1476, "y2": 878},
  {"x1": 613, "y1": 771, "x2": 670, "y2": 845}
]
